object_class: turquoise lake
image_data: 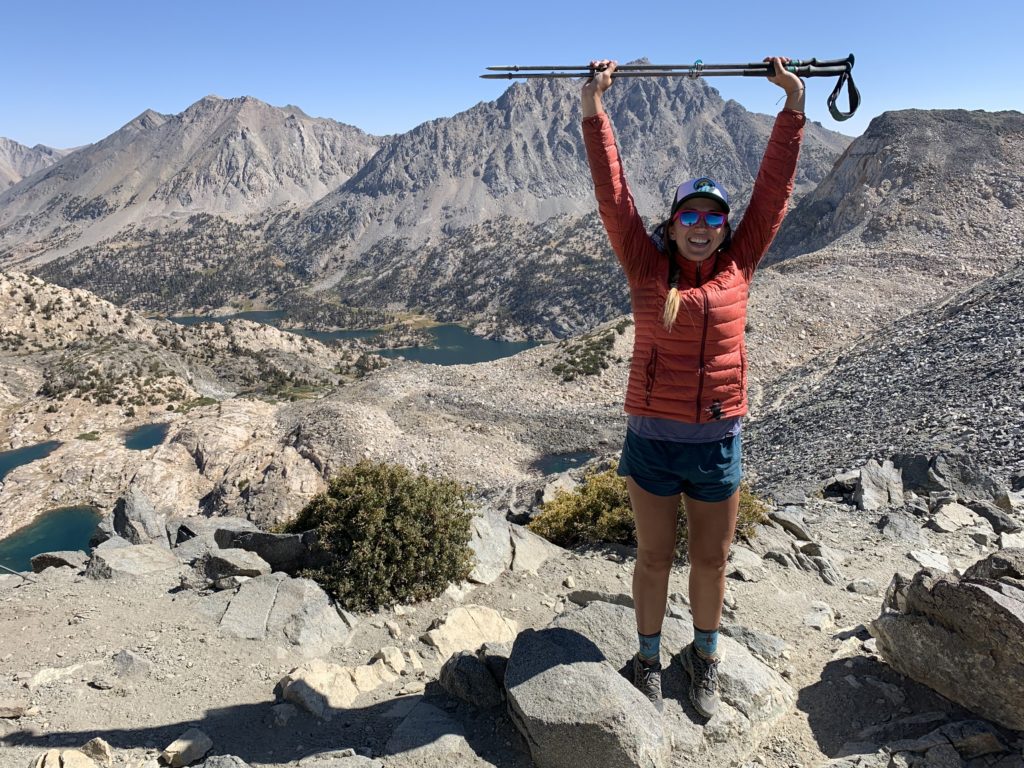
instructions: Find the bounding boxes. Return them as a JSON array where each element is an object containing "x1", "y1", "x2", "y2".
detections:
[
  {"x1": 0, "y1": 506, "x2": 101, "y2": 573},
  {"x1": 167, "y1": 313, "x2": 538, "y2": 366},
  {"x1": 0, "y1": 441, "x2": 61, "y2": 482},
  {"x1": 124, "y1": 422, "x2": 170, "y2": 451}
]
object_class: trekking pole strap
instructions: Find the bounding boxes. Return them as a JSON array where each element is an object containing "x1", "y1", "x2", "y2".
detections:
[{"x1": 827, "y1": 66, "x2": 860, "y2": 121}]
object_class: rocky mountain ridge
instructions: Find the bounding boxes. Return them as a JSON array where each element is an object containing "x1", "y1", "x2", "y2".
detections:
[
  {"x1": 0, "y1": 138, "x2": 69, "y2": 190},
  {"x1": 745, "y1": 256, "x2": 1024, "y2": 492},
  {"x1": 0, "y1": 96, "x2": 384, "y2": 264},
  {"x1": 275, "y1": 72, "x2": 849, "y2": 273},
  {"x1": 1, "y1": 74, "x2": 850, "y2": 337},
  {"x1": 768, "y1": 109, "x2": 1024, "y2": 267}
]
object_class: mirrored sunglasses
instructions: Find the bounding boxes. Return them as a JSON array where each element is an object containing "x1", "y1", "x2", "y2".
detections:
[{"x1": 673, "y1": 209, "x2": 727, "y2": 229}]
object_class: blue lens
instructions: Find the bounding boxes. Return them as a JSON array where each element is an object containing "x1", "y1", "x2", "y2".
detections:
[{"x1": 675, "y1": 210, "x2": 726, "y2": 228}]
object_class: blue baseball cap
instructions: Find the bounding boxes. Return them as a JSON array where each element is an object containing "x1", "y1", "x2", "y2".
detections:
[{"x1": 671, "y1": 177, "x2": 730, "y2": 214}]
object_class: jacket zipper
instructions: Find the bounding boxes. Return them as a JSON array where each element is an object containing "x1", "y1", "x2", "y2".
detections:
[
  {"x1": 644, "y1": 347, "x2": 658, "y2": 406},
  {"x1": 695, "y1": 262, "x2": 709, "y2": 422}
]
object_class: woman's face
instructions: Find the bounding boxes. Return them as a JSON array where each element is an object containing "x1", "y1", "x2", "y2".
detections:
[{"x1": 669, "y1": 198, "x2": 729, "y2": 263}]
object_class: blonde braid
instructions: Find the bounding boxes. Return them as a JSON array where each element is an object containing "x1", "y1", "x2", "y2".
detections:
[{"x1": 661, "y1": 287, "x2": 680, "y2": 331}]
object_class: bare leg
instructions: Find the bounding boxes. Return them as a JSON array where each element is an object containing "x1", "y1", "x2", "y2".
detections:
[
  {"x1": 626, "y1": 477, "x2": 681, "y2": 635},
  {"x1": 684, "y1": 490, "x2": 739, "y2": 633}
]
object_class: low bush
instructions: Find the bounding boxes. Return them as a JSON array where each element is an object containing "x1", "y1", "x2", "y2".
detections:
[
  {"x1": 528, "y1": 464, "x2": 768, "y2": 560},
  {"x1": 281, "y1": 461, "x2": 474, "y2": 611}
]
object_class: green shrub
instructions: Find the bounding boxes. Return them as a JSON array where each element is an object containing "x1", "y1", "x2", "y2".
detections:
[
  {"x1": 75, "y1": 431, "x2": 100, "y2": 441},
  {"x1": 281, "y1": 461, "x2": 474, "y2": 612},
  {"x1": 528, "y1": 464, "x2": 768, "y2": 560}
]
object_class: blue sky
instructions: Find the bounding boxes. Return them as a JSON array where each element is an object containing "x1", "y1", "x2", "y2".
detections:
[{"x1": 3, "y1": 0, "x2": 1021, "y2": 148}]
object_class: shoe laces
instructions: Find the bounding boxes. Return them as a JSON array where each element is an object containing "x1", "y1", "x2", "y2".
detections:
[
  {"x1": 635, "y1": 658, "x2": 662, "y2": 699},
  {"x1": 691, "y1": 650, "x2": 720, "y2": 695}
]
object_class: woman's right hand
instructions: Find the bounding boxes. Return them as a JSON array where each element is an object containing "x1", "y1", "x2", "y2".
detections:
[{"x1": 582, "y1": 59, "x2": 616, "y2": 117}]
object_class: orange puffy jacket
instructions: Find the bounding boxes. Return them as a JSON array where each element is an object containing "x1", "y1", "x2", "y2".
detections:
[{"x1": 584, "y1": 109, "x2": 805, "y2": 422}]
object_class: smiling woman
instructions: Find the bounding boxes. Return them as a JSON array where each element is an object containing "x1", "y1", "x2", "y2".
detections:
[{"x1": 581, "y1": 56, "x2": 806, "y2": 717}]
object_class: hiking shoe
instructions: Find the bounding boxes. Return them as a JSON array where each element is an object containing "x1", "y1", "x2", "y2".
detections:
[
  {"x1": 681, "y1": 643, "x2": 720, "y2": 718},
  {"x1": 631, "y1": 653, "x2": 664, "y2": 713}
]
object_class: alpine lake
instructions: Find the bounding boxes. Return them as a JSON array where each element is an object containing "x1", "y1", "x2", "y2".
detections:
[
  {"x1": 0, "y1": 422, "x2": 172, "y2": 572},
  {"x1": 1, "y1": 315, "x2": 597, "y2": 572},
  {"x1": 167, "y1": 311, "x2": 538, "y2": 366}
]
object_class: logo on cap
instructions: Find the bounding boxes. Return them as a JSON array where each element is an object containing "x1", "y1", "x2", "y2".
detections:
[{"x1": 692, "y1": 178, "x2": 717, "y2": 193}]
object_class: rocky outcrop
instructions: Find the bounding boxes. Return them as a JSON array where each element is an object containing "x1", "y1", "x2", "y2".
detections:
[
  {"x1": 0, "y1": 96, "x2": 383, "y2": 264},
  {"x1": 870, "y1": 550, "x2": 1024, "y2": 731},
  {"x1": 505, "y1": 601, "x2": 793, "y2": 768},
  {"x1": 0, "y1": 137, "x2": 67, "y2": 189},
  {"x1": 769, "y1": 109, "x2": 1024, "y2": 265}
]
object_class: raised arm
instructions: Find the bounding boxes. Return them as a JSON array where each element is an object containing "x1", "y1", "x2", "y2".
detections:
[
  {"x1": 583, "y1": 59, "x2": 659, "y2": 283},
  {"x1": 731, "y1": 56, "x2": 806, "y2": 280}
]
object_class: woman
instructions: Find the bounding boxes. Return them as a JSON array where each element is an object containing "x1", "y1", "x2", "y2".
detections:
[{"x1": 582, "y1": 57, "x2": 805, "y2": 717}]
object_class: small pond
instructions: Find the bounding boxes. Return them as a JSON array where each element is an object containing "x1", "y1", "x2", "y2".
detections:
[
  {"x1": 0, "y1": 506, "x2": 101, "y2": 573},
  {"x1": 124, "y1": 422, "x2": 170, "y2": 451},
  {"x1": 0, "y1": 441, "x2": 62, "y2": 483},
  {"x1": 530, "y1": 450, "x2": 597, "y2": 476}
]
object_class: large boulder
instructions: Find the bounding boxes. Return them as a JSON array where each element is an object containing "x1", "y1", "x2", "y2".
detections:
[
  {"x1": 31, "y1": 550, "x2": 89, "y2": 573},
  {"x1": 112, "y1": 486, "x2": 169, "y2": 548},
  {"x1": 870, "y1": 550, "x2": 1024, "y2": 731},
  {"x1": 895, "y1": 451, "x2": 1005, "y2": 499},
  {"x1": 504, "y1": 601, "x2": 793, "y2": 768},
  {"x1": 853, "y1": 460, "x2": 903, "y2": 511},
  {"x1": 467, "y1": 508, "x2": 513, "y2": 585},
  {"x1": 213, "y1": 528, "x2": 327, "y2": 572},
  {"x1": 201, "y1": 549, "x2": 272, "y2": 581}
]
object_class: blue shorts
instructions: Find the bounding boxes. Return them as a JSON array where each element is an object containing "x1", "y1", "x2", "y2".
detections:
[{"x1": 616, "y1": 429, "x2": 742, "y2": 501}]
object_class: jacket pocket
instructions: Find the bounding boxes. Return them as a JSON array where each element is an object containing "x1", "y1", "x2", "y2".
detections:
[{"x1": 644, "y1": 346, "x2": 658, "y2": 406}]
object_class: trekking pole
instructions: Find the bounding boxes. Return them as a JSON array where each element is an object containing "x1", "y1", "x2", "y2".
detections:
[
  {"x1": 482, "y1": 54, "x2": 860, "y2": 121},
  {"x1": 0, "y1": 562, "x2": 38, "y2": 582}
]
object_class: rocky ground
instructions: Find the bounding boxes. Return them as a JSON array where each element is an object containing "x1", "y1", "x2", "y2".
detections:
[
  {"x1": 0, "y1": 462, "x2": 1022, "y2": 768},
  {"x1": 3, "y1": 246, "x2": 1024, "y2": 768}
]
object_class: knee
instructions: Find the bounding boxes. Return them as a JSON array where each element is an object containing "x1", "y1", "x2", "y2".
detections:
[
  {"x1": 636, "y1": 547, "x2": 675, "y2": 574},
  {"x1": 688, "y1": 547, "x2": 729, "y2": 574}
]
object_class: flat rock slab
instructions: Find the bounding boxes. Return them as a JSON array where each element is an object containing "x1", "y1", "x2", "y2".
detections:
[
  {"x1": 421, "y1": 604, "x2": 518, "y2": 662},
  {"x1": 385, "y1": 698, "x2": 499, "y2": 767},
  {"x1": 86, "y1": 544, "x2": 181, "y2": 579},
  {"x1": 505, "y1": 601, "x2": 793, "y2": 768},
  {"x1": 219, "y1": 572, "x2": 287, "y2": 640},
  {"x1": 215, "y1": 572, "x2": 349, "y2": 656}
]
